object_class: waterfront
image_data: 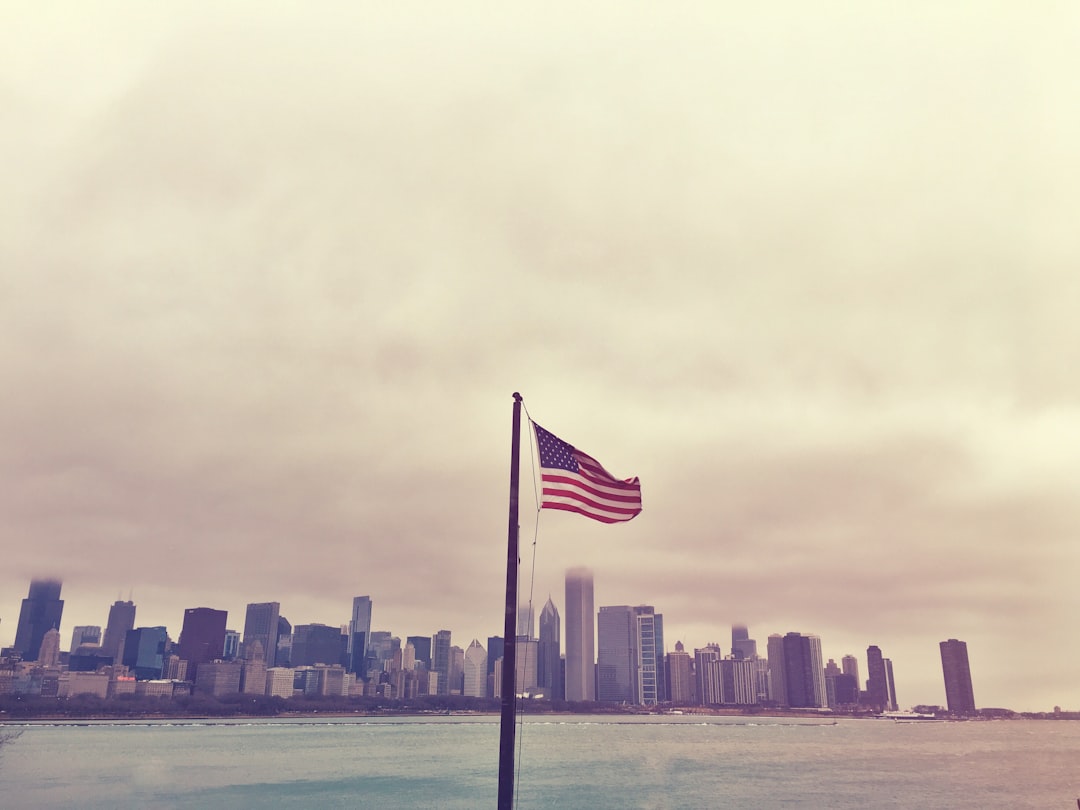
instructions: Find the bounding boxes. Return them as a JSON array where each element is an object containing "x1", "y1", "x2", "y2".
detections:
[{"x1": 2, "y1": 715, "x2": 1078, "y2": 809}]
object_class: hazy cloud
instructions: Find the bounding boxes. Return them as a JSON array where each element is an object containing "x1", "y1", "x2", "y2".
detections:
[{"x1": 2, "y1": 3, "x2": 1078, "y2": 711}]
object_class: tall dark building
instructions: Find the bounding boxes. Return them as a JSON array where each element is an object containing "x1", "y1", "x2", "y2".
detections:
[
  {"x1": 537, "y1": 596, "x2": 562, "y2": 700},
  {"x1": 407, "y1": 635, "x2": 432, "y2": 669},
  {"x1": 865, "y1": 645, "x2": 890, "y2": 711},
  {"x1": 940, "y1": 638, "x2": 976, "y2": 714},
  {"x1": 291, "y1": 624, "x2": 345, "y2": 667},
  {"x1": 432, "y1": 630, "x2": 452, "y2": 695},
  {"x1": 13, "y1": 579, "x2": 64, "y2": 661},
  {"x1": 101, "y1": 600, "x2": 137, "y2": 665},
  {"x1": 349, "y1": 596, "x2": 373, "y2": 676},
  {"x1": 242, "y1": 602, "x2": 281, "y2": 667},
  {"x1": 177, "y1": 607, "x2": 228, "y2": 679},
  {"x1": 597, "y1": 605, "x2": 635, "y2": 704},
  {"x1": 781, "y1": 632, "x2": 826, "y2": 708},
  {"x1": 122, "y1": 627, "x2": 169, "y2": 680},
  {"x1": 276, "y1": 616, "x2": 292, "y2": 667},
  {"x1": 485, "y1": 635, "x2": 505, "y2": 698}
]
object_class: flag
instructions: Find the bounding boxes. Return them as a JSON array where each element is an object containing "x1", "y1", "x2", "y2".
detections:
[{"x1": 532, "y1": 422, "x2": 642, "y2": 524}]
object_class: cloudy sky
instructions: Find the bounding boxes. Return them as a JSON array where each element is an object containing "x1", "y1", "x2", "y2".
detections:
[{"x1": 2, "y1": 3, "x2": 1077, "y2": 712}]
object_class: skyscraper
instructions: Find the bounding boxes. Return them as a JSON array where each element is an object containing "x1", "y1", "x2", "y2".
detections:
[
  {"x1": 486, "y1": 635, "x2": 504, "y2": 698},
  {"x1": 123, "y1": 627, "x2": 169, "y2": 680},
  {"x1": 177, "y1": 607, "x2": 228, "y2": 679},
  {"x1": 781, "y1": 632, "x2": 826, "y2": 708},
  {"x1": 695, "y1": 644, "x2": 724, "y2": 705},
  {"x1": 242, "y1": 602, "x2": 281, "y2": 667},
  {"x1": 537, "y1": 596, "x2": 562, "y2": 700},
  {"x1": 766, "y1": 634, "x2": 787, "y2": 705},
  {"x1": 940, "y1": 638, "x2": 976, "y2": 714},
  {"x1": 517, "y1": 600, "x2": 535, "y2": 640},
  {"x1": 634, "y1": 605, "x2": 664, "y2": 705},
  {"x1": 597, "y1": 605, "x2": 635, "y2": 704},
  {"x1": 866, "y1": 645, "x2": 889, "y2": 711},
  {"x1": 348, "y1": 596, "x2": 372, "y2": 676},
  {"x1": 38, "y1": 628, "x2": 62, "y2": 668},
  {"x1": 731, "y1": 624, "x2": 757, "y2": 660},
  {"x1": 884, "y1": 658, "x2": 898, "y2": 711},
  {"x1": 666, "y1": 641, "x2": 694, "y2": 704},
  {"x1": 407, "y1": 635, "x2": 432, "y2": 669},
  {"x1": 432, "y1": 630, "x2": 452, "y2": 695},
  {"x1": 101, "y1": 599, "x2": 136, "y2": 665},
  {"x1": 275, "y1": 616, "x2": 292, "y2": 667},
  {"x1": 291, "y1": 624, "x2": 346, "y2": 667},
  {"x1": 841, "y1": 654, "x2": 860, "y2": 687},
  {"x1": 564, "y1": 567, "x2": 595, "y2": 702},
  {"x1": 69, "y1": 626, "x2": 102, "y2": 654},
  {"x1": 463, "y1": 639, "x2": 487, "y2": 698},
  {"x1": 14, "y1": 579, "x2": 64, "y2": 662}
]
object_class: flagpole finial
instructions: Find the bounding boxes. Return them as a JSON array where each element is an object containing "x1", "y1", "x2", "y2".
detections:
[{"x1": 512, "y1": 392, "x2": 522, "y2": 402}]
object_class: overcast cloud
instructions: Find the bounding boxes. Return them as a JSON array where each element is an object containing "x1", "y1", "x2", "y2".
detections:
[{"x1": 1, "y1": 3, "x2": 1077, "y2": 712}]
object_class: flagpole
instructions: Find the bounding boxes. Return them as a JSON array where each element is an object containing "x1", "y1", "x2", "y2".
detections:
[{"x1": 498, "y1": 392, "x2": 523, "y2": 810}]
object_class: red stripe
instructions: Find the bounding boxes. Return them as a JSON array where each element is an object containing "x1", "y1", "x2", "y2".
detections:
[
  {"x1": 540, "y1": 485, "x2": 643, "y2": 516},
  {"x1": 541, "y1": 501, "x2": 633, "y2": 524},
  {"x1": 541, "y1": 472, "x2": 642, "y2": 504}
]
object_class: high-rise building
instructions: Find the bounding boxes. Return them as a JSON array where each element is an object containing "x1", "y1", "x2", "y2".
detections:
[
  {"x1": 223, "y1": 630, "x2": 241, "y2": 660},
  {"x1": 486, "y1": 635, "x2": 504, "y2": 698},
  {"x1": 564, "y1": 567, "x2": 595, "y2": 702},
  {"x1": 634, "y1": 605, "x2": 664, "y2": 705},
  {"x1": 275, "y1": 616, "x2": 292, "y2": 668},
  {"x1": 241, "y1": 642, "x2": 268, "y2": 696},
  {"x1": 514, "y1": 636, "x2": 538, "y2": 695},
  {"x1": 517, "y1": 600, "x2": 535, "y2": 640},
  {"x1": 463, "y1": 639, "x2": 487, "y2": 698},
  {"x1": 865, "y1": 645, "x2": 889, "y2": 711},
  {"x1": 432, "y1": 630, "x2": 452, "y2": 695},
  {"x1": 38, "y1": 628, "x2": 62, "y2": 668},
  {"x1": 596, "y1": 605, "x2": 634, "y2": 703},
  {"x1": 597, "y1": 605, "x2": 638, "y2": 704},
  {"x1": 666, "y1": 641, "x2": 694, "y2": 704},
  {"x1": 695, "y1": 644, "x2": 724, "y2": 705},
  {"x1": 177, "y1": 607, "x2": 228, "y2": 679},
  {"x1": 69, "y1": 626, "x2": 102, "y2": 654},
  {"x1": 242, "y1": 602, "x2": 281, "y2": 667},
  {"x1": 884, "y1": 658, "x2": 898, "y2": 711},
  {"x1": 824, "y1": 659, "x2": 842, "y2": 707},
  {"x1": 841, "y1": 654, "x2": 860, "y2": 687},
  {"x1": 14, "y1": 579, "x2": 65, "y2": 661},
  {"x1": 101, "y1": 600, "x2": 136, "y2": 665},
  {"x1": 122, "y1": 627, "x2": 169, "y2": 680},
  {"x1": 349, "y1": 596, "x2": 373, "y2": 676},
  {"x1": 449, "y1": 645, "x2": 465, "y2": 695},
  {"x1": 940, "y1": 638, "x2": 976, "y2": 714},
  {"x1": 781, "y1": 632, "x2": 826, "y2": 708},
  {"x1": 537, "y1": 596, "x2": 562, "y2": 700},
  {"x1": 766, "y1": 634, "x2": 787, "y2": 705},
  {"x1": 718, "y1": 657, "x2": 756, "y2": 705},
  {"x1": 194, "y1": 660, "x2": 243, "y2": 697},
  {"x1": 407, "y1": 635, "x2": 432, "y2": 669},
  {"x1": 731, "y1": 625, "x2": 757, "y2": 660},
  {"x1": 291, "y1": 624, "x2": 346, "y2": 667}
]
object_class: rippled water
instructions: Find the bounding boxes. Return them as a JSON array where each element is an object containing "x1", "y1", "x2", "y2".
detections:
[{"x1": 2, "y1": 715, "x2": 1077, "y2": 809}]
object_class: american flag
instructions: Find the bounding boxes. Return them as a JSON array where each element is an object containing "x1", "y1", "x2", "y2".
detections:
[{"x1": 532, "y1": 422, "x2": 642, "y2": 524}]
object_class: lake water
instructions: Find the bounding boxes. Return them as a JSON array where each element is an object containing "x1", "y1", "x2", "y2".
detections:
[{"x1": 2, "y1": 715, "x2": 1078, "y2": 809}]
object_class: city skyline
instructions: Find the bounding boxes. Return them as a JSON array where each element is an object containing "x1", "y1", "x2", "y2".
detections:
[
  {"x1": 0, "y1": 572, "x2": 999, "y2": 713},
  {"x1": 2, "y1": 4, "x2": 1078, "y2": 715}
]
